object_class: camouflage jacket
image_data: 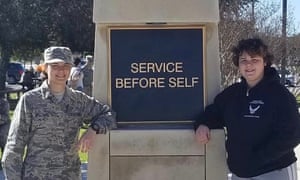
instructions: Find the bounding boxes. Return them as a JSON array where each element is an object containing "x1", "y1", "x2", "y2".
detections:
[
  {"x1": 2, "y1": 82, "x2": 116, "y2": 180},
  {"x1": 0, "y1": 98, "x2": 10, "y2": 149},
  {"x1": 0, "y1": 98, "x2": 10, "y2": 126}
]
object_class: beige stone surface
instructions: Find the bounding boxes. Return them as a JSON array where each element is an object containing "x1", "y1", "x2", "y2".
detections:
[
  {"x1": 93, "y1": 25, "x2": 109, "y2": 102},
  {"x1": 110, "y1": 129, "x2": 205, "y2": 156},
  {"x1": 87, "y1": 130, "x2": 226, "y2": 180},
  {"x1": 87, "y1": 133, "x2": 110, "y2": 180},
  {"x1": 202, "y1": 23, "x2": 221, "y2": 103},
  {"x1": 110, "y1": 156, "x2": 205, "y2": 180},
  {"x1": 93, "y1": 0, "x2": 219, "y2": 23},
  {"x1": 91, "y1": 1, "x2": 222, "y2": 179},
  {"x1": 206, "y1": 130, "x2": 228, "y2": 180}
]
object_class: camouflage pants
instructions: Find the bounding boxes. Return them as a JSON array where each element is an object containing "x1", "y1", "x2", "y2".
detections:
[{"x1": 0, "y1": 122, "x2": 10, "y2": 151}]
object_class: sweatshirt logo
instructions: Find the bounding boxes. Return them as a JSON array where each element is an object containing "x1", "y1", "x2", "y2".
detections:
[
  {"x1": 244, "y1": 100, "x2": 264, "y2": 118},
  {"x1": 249, "y1": 105, "x2": 260, "y2": 114}
]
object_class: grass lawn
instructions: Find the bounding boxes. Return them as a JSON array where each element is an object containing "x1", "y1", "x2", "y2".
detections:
[{"x1": 79, "y1": 128, "x2": 89, "y2": 163}]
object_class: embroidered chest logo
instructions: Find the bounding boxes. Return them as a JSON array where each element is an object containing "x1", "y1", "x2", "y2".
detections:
[
  {"x1": 244, "y1": 100, "x2": 264, "y2": 118},
  {"x1": 249, "y1": 105, "x2": 260, "y2": 114}
]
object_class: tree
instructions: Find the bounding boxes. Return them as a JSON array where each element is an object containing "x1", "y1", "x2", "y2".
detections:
[
  {"x1": 0, "y1": 0, "x2": 22, "y2": 91},
  {"x1": 285, "y1": 34, "x2": 300, "y2": 95},
  {"x1": 55, "y1": 0, "x2": 95, "y2": 53},
  {"x1": 0, "y1": 0, "x2": 95, "y2": 91},
  {"x1": 219, "y1": 0, "x2": 258, "y2": 88},
  {"x1": 219, "y1": 0, "x2": 300, "y2": 97}
]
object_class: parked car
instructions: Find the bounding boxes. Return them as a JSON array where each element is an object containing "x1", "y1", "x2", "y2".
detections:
[
  {"x1": 6, "y1": 62, "x2": 25, "y2": 84},
  {"x1": 278, "y1": 70, "x2": 297, "y2": 87},
  {"x1": 285, "y1": 74, "x2": 296, "y2": 87}
]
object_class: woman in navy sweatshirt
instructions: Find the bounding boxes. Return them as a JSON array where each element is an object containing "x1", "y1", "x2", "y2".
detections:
[{"x1": 194, "y1": 38, "x2": 300, "y2": 180}]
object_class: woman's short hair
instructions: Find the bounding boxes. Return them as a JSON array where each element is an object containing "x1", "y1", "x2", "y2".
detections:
[{"x1": 232, "y1": 38, "x2": 274, "y2": 67}]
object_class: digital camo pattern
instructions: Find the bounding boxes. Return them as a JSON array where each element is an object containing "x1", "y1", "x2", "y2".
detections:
[
  {"x1": 0, "y1": 98, "x2": 10, "y2": 150},
  {"x1": 44, "y1": 46, "x2": 73, "y2": 64},
  {"x1": 1, "y1": 82, "x2": 116, "y2": 180},
  {"x1": 0, "y1": 98, "x2": 10, "y2": 126}
]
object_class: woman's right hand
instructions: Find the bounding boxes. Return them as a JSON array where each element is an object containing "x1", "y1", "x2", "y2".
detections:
[{"x1": 195, "y1": 125, "x2": 210, "y2": 144}]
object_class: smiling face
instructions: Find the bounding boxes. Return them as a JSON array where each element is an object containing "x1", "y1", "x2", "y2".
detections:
[
  {"x1": 238, "y1": 51, "x2": 266, "y2": 88},
  {"x1": 46, "y1": 62, "x2": 72, "y2": 87}
]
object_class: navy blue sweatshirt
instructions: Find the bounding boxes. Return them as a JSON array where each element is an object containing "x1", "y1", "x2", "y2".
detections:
[{"x1": 194, "y1": 67, "x2": 300, "y2": 177}]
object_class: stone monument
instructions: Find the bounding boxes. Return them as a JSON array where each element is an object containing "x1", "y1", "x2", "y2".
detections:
[{"x1": 89, "y1": 0, "x2": 227, "y2": 179}]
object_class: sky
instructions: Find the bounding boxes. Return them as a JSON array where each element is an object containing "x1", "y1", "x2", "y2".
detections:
[
  {"x1": 275, "y1": 0, "x2": 300, "y2": 33},
  {"x1": 288, "y1": 0, "x2": 300, "y2": 31}
]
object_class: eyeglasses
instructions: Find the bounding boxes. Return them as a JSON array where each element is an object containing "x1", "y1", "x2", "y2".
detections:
[{"x1": 49, "y1": 63, "x2": 72, "y2": 70}]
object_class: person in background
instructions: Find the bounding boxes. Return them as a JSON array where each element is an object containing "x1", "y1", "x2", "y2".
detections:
[
  {"x1": 82, "y1": 55, "x2": 94, "y2": 96},
  {"x1": 35, "y1": 63, "x2": 48, "y2": 86},
  {"x1": 2, "y1": 46, "x2": 116, "y2": 180},
  {"x1": 194, "y1": 38, "x2": 300, "y2": 180},
  {"x1": 20, "y1": 68, "x2": 35, "y2": 91},
  {"x1": 68, "y1": 57, "x2": 84, "y2": 91}
]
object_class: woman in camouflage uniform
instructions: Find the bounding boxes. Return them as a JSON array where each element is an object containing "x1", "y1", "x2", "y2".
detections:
[
  {"x1": 2, "y1": 47, "x2": 116, "y2": 180},
  {"x1": 0, "y1": 95, "x2": 10, "y2": 164}
]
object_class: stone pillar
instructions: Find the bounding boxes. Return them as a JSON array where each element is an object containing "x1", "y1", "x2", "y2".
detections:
[{"x1": 89, "y1": 0, "x2": 227, "y2": 179}]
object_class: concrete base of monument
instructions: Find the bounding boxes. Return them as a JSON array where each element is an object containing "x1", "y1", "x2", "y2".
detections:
[{"x1": 88, "y1": 129, "x2": 227, "y2": 180}]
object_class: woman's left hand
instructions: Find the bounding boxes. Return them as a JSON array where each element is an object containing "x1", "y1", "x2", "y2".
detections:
[{"x1": 77, "y1": 128, "x2": 97, "y2": 153}]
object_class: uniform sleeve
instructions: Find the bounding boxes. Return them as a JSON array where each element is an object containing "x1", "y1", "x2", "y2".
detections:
[
  {"x1": 194, "y1": 93, "x2": 225, "y2": 131},
  {"x1": 1, "y1": 95, "x2": 32, "y2": 180},
  {"x1": 80, "y1": 94, "x2": 116, "y2": 134},
  {"x1": 0, "y1": 98, "x2": 10, "y2": 126},
  {"x1": 256, "y1": 90, "x2": 300, "y2": 163}
]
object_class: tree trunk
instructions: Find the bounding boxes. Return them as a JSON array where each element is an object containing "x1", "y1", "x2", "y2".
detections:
[{"x1": 0, "y1": 44, "x2": 12, "y2": 93}]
